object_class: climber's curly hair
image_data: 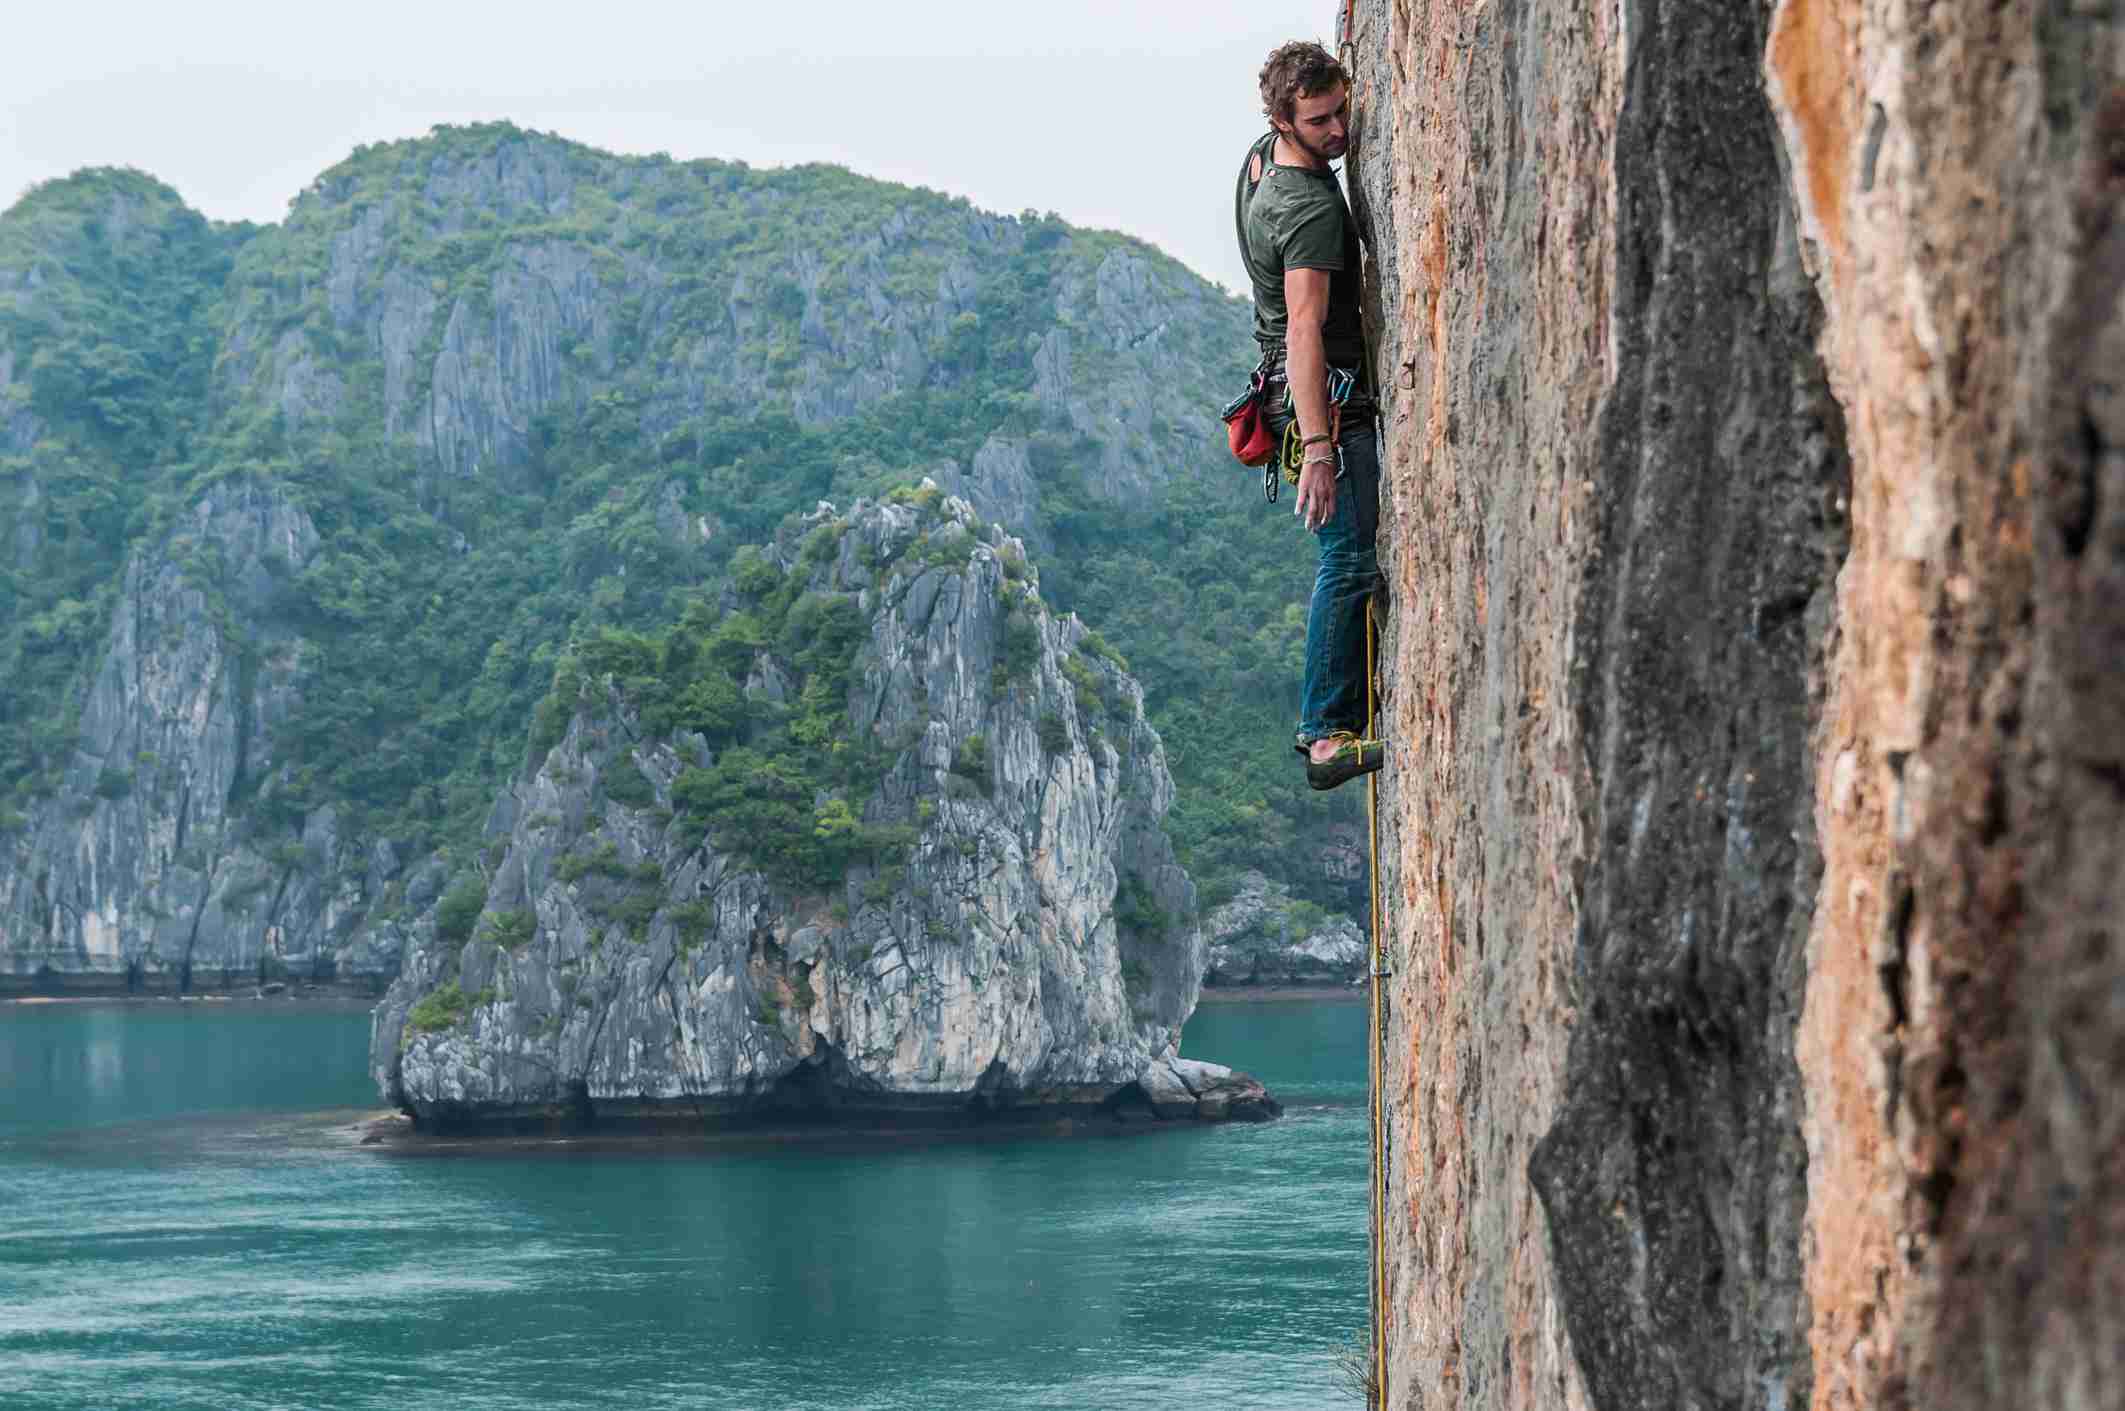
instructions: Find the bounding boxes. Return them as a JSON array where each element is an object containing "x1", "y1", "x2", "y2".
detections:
[{"x1": 1258, "y1": 40, "x2": 1348, "y2": 127}]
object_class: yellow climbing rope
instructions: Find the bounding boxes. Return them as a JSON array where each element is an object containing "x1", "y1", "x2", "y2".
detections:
[{"x1": 1365, "y1": 593, "x2": 1388, "y2": 1408}]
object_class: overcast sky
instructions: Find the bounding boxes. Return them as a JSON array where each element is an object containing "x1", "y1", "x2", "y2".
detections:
[{"x1": 3, "y1": 1, "x2": 1343, "y2": 295}]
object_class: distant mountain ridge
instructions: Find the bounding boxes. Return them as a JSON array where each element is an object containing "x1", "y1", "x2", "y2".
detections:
[{"x1": 0, "y1": 124, "x2": 1365, "y2": 993}]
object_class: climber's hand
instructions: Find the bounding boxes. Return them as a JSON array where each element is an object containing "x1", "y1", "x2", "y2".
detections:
[{"x1": 1296, "y1": 459, "x2": 1337, "y2": 533}]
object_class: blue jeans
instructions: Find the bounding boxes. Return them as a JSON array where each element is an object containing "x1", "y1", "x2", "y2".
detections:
[{"x1": 1288, "y1": 418, "x2": 1381, "y2": 749}]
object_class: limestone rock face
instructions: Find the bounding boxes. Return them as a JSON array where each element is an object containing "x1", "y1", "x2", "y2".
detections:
[
  {"x1": 0, "y1": 481, "x2": 403, "y2": 990},
  {"x1": 1352, "y1": 0, "x2": 1835, "y2": 1401},
  {"x1": 369, "y1": 492, "x2": 1238, "y2": 1126},
  {"x1": 1765, "y1": 14, "x2": 2125, "y2": 1411},
  {"x1": 930, "y1": 435, "x2": 1046, "y2": 553},
  {"x1": 1347, "y1": 0, "x2": 2125, "y2": 1407}
]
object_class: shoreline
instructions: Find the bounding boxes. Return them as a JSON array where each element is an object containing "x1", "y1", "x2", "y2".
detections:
[
  {"x1": 349, "y1": 1097, "x2": 1272, "y2": 1155},
  {"x1": 9, "y1": 984, "x2": 1365, "y2": 1009},
  {"x1": 347, "y1": 1110, "x2": 1206, "y2": 1156},
  {"x1": 1194, "y1": 984, "x2": 1365, "y2": 1003},
  {"x1": 4, "y1": 989, "x2": 383, "y2": 1009}
]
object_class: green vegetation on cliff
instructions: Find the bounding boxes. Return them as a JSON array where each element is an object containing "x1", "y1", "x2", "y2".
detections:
[
  {"x1": 549, "y1": 522, "x2": 915, "y2": 889},
  {"x1": 0, "y1": 170, "x2": 255, "y2": 798},
  {"x1": 0, "y1": 125, "x2": 1362, "y2": 917}
]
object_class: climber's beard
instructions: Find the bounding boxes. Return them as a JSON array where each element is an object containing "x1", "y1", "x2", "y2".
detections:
[{"x1": 1289, "y1": 128, "x2": 1348, "y2": 165}]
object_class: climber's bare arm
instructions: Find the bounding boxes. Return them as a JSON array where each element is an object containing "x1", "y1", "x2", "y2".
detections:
[{"x1": 1285, "y1": 266, "x2": 1335, "y2": 531}]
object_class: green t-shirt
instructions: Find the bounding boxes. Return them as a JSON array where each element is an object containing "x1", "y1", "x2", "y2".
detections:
[{"x1": 1233, "y1": 130, "x2": 1365, "y2": 368}]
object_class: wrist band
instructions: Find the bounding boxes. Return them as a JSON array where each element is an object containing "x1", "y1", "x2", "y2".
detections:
[{"x1": 1300, "y1": 432, "x2": 1332, "y2": 447}]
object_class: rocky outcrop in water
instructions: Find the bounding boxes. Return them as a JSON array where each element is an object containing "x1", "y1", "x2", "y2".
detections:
[
  {"x1": 1347, "y1": 0, "x2": 2124, "y2": 1407},
  {"x1": 1201, "y1": 870, "x2": 1365, "y2": 988},
  {"x1": 370, "y1": 490, "x2": 1273, "y2": 1128}
]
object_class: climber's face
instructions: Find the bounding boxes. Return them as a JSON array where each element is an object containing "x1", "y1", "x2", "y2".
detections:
[{"x1": 1279, "y1": 82, "x2": 1350, "y2": 166}]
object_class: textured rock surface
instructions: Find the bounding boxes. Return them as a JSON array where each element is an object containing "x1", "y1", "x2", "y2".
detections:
[
  {"x1": 1348, "y1": 0, "x2": 2124, "y2": 1408},
  {"x1": 1201, "y1": 870, "x2": 1366, "y2": 988},
  {"x1": 1766, "y1": 10, "x2": 2125, "y2": 1410},
  {"x1": 0, "y1": 481, "x2": 405, "y2": 991},
  {"x1": 369, "y1": 492, "x2": 1262, "y2": 1127}
]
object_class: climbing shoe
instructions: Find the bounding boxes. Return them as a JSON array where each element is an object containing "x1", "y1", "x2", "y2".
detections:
[{"x1": 1304, "y1": 731, "x2": 1385, "y2": 791}]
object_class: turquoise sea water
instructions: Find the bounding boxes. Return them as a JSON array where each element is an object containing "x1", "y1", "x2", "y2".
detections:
[{"x1": 0, "y1": 998, "x2": 1367, "y2": 1410}]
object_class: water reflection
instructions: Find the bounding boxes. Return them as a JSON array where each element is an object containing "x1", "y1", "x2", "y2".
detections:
[{"x1": 1, "y1": 1001, "x2": 377, "y2": 1138}]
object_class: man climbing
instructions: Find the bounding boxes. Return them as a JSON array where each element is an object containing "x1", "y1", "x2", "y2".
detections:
[{"x1": 1235, "y1": 40, "x2": 1384, "y2": 791}]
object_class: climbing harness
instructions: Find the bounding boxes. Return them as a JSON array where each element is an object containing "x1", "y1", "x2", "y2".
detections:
[
  {"x1": 1266, "y1": 366, "x2": 1362, "y2": 505},
  {"x1": 1364, "y1": 591, "x2": 1390, "y2": 1410}
]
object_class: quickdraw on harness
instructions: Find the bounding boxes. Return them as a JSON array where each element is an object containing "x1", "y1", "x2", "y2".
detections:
[{"x1": 1265, "y1": 364, "x2": 1360, "y2": 504}]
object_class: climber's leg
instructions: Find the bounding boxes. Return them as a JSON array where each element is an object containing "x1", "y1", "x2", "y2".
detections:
[{"x1": 1296, "y1": 420, "x2": 1383, "y2": 789}]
